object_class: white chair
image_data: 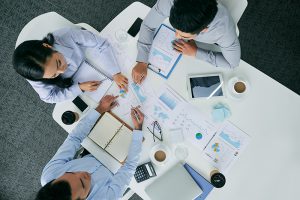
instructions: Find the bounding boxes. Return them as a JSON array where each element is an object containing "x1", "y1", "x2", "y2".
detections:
[
  {"x1": 219, "y1": 0, "x2": 248, "y2": 36},
  {"x1": 15, "y1": 12, "x2": 100, "y2": 48}
]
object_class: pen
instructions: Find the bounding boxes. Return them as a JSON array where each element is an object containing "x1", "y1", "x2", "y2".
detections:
[{"x1": 131, "y1": 105, "x2": 140, "y2": 122}]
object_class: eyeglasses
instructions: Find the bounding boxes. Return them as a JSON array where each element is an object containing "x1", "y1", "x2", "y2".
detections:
[{"x1": 147, "y1": 121, "x2": 163, "y2": 142}]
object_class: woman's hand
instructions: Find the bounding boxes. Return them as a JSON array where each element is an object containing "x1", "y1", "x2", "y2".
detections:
[
  {"x1": 113, "y1": 73, "x2": 128, "y2": 92},
  {"x1": 79, "y1": 81, "x2": 101, "y2": 91}
]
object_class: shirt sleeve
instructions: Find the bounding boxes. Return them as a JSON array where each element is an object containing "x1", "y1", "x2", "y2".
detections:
[
  {"x1": 40, "y1": 109, "x2": 100, "y2": 185},
  {"x1": 195, "y1": 9, "x2": 241, "y2": 69},
  {"x1": 27, "y1": 80, "x2": 83, "y2": 103},
  {"x1": 195, "y1": 36, "x2": 241, "y2": 69},
  {"x1": 136, "y1": 0, "x2": 173, "y2": 63},
  {"x1": 69, "y1": 28, "x2": 121, "y2": 75},
  {"x1": 103, "y1": 130, "x2": 143, "y2": 199}
]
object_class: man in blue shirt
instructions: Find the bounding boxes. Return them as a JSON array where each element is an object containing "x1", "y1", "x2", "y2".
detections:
[{"x1": 35, "y1": 95, "x2": 144, "y2": 200}]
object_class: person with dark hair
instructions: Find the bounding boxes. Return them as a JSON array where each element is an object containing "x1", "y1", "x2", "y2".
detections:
[
  {"x1": 132, "y1": 0, "x2": 241, "y2": 84},
  {"x1": 35, "y1": 95, "x2": 144, "y2": 200},
  {"x1": 13, "y1": 27, "x2": 128, "y2": 103}
]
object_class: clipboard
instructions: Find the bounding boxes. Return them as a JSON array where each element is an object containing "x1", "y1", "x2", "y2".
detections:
[{"x1": 148, "y1": 24, "x2": 182, "y2": 79}]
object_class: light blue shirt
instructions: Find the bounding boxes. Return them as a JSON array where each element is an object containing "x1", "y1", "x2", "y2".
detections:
[
  {"x1": 41, "y1": 109, "x2": 143, "y2": 200},
  {"x1": 28, "y1": 27, "x2": 121, "y2": 103},
  {"x1": 137, "y1": 0, "x2": 241, "y2": 69}
]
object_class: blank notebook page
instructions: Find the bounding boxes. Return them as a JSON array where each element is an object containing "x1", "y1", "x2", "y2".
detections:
[
  {"x1": 88, "y1": 113, "x2": 122, "y2": 148},
  {"x1": 105, "y1": 126, "x2": 132, "y2": 162}
]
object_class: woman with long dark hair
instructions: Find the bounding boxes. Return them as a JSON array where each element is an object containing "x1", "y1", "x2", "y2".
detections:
[{"x1": 13, "y1": 27, "x2": 128, "y2": 103}]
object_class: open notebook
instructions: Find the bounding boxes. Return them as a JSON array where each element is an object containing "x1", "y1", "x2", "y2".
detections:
[
  {"x1": 88, "y1": 112, "x2": 133, "y2": 163},
  {"x1": 72, "y1": 61, "x2": 113, "y2": 102}
]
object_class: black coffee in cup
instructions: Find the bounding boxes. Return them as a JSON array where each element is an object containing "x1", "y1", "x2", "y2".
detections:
[
  {"x1": 210, "y1": 170, "x2": 226, "y2": 188},
  {"x1": 61, "y1": 111, "x2": 79, "y2": 125}
]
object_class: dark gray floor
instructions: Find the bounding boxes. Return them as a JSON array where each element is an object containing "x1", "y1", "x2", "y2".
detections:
[{"x1": 0, "y1": 0, "x2": 299, "y2": 200}]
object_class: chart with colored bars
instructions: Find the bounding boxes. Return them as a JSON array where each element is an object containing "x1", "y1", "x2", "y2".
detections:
[
  {"x1": 130, "y1": 83, "x2": 147, "y2": 103},
  {"x1": 203, "y1": 121, "x2": 251, "y2": 172}
]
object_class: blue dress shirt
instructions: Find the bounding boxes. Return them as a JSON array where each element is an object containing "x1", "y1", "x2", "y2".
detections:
[
  {"x1": 28, "y1": 27, "x2": 121, "y2": 103},
  {"x1": 41, "y1": 109, "x2": 143, "y2": 200}
]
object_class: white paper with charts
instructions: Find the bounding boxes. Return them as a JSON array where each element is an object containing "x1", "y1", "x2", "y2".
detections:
[
  {"x1": 148, "y1": 24, "x2": 181, "y2": 78},
  {"x1": 167, "y1": 103, "x2": 217, "y2": 151},
  {"x1": 203, "y1": 121, "x2": 251, "y2": 172},
  {"x1": 104, "y1": 79, "x2": 156, "y2": 127},
  {"x1": 144, "y1": 85, "x2": 251, "y2": 173}
]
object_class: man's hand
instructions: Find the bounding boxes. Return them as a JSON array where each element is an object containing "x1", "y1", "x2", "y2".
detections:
[
  {"x1": 131, "y1": 107, "x2": 144, "y2": 130},
  {"x1": 96, "y1": 95, "x2": 119, "y2": 114},
  {"x1": 79, "y1": 81, "x2": 101, "y2": 91},
  {"x1": 173, "y1": 40, "x2": 197, "y2": 56},
  {"x1": 132, "y1": 62, "x2": 148, "y2": 84},
  {"x1": 113, "y1": 73, "x2": 128, "y2": 92}
]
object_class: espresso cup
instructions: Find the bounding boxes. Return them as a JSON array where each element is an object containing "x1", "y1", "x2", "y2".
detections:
[
  {"x1": 227, "y1": 77, "x2": 249, "y2": 99},
  {"x1": 150, "y1": 144, "x2": 170, "y2": 166}
]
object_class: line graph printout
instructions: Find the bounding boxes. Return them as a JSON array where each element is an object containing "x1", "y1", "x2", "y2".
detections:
[
  {"x1": 168, "y1": 103, "x2": 217, "y2": 150},
  {"x1": 148, "y1": 24, "x2": 181, "y2": 78},
  {"x1": 204, "y1": 121, "x2": 251, "y2": 172}
]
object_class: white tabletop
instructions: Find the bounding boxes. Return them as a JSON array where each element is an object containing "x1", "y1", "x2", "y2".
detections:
[{"x1": 53, "y1": 2, "x2": 300, "y2": 200}]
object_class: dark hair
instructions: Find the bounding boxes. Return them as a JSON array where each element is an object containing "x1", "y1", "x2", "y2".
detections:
[
  {"x1": 12, "y1": 33, "x2": 72, "y2": 88},
  {"x1": 169, "y1": 0, "x2": 218, "y2": 34},
  {"x1": 35, "y1": 180, "x2": 72, "y2": 200}
]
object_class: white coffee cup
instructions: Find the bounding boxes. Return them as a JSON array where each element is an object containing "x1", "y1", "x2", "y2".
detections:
[
  {"x1": 227, "y1": 77, "x2": 249, "y2": 99},
  {"x1": 150, "y1": 144, "x2": 170, "y2": 166}
]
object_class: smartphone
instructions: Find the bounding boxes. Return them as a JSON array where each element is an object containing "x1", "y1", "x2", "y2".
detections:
[
  {"x1": 127, "y1": 18, "x2": 143, "y2": 37},
  {"x1": 72, "y1": 96, "x2": 88, "y2": 112}
]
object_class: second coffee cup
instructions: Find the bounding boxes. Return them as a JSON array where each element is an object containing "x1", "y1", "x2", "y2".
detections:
[{"x1": 150, "y1": 144, "x2": 170, "y2": 166}]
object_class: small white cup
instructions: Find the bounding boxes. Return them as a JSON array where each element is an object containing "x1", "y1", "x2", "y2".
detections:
[
  {"x1": 150, "y1": 144, "x2": 170, "y2": 166},
  {"x1": 227, "y1": 77, "x2": 249, "y2": 99}
]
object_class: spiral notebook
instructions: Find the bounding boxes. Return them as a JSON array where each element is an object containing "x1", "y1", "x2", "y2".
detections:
[
  {"x1": 88, "y1": 112, "x2": 133, "y2": 163},
  {"x1": 72, "y1": 61, "x2": 113, "y2": 102}
]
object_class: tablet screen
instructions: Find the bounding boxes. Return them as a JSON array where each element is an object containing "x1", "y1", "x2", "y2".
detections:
[{"x1": 189, "y1": 75, "x2": 223, "y2": 98}]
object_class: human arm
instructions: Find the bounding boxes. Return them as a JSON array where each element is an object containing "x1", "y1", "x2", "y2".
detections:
[
  {"x1": 172, "y1": 35, "x2": 241, "y2": 69},
  {"x1": 40, "y1": 95, "x2": 118, "y2": 185},
  {"x1": 103, "y1": 108, "x2": 144, "y2": 199},
  {"x1": 195, "y1": 36, "x2": 241, "y2": 69},
  {"x1": 28, "y1": 80, "x2": 83, "y2": 103},
  {"x1": 133, "y1": 0, "x2": 173, "y2": 83},
  {"x1": 68, "y1": 28, "x2": 121, "y2": 76}
]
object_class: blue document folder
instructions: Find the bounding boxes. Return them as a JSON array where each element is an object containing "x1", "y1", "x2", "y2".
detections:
[{"x1": 184, "y1": 163, "x2": 214, "y2": 200}]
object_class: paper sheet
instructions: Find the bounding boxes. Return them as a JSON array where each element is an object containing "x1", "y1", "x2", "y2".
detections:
[
  {"x1": 203, "y1": 121, "x2": 251, "y2": 172},
  {"x1": 167, "y1": 103, "x2": 217, "y2": 150},
  {"x1": 148, "y1": 24, "x2": 181, "y2": 77}
]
